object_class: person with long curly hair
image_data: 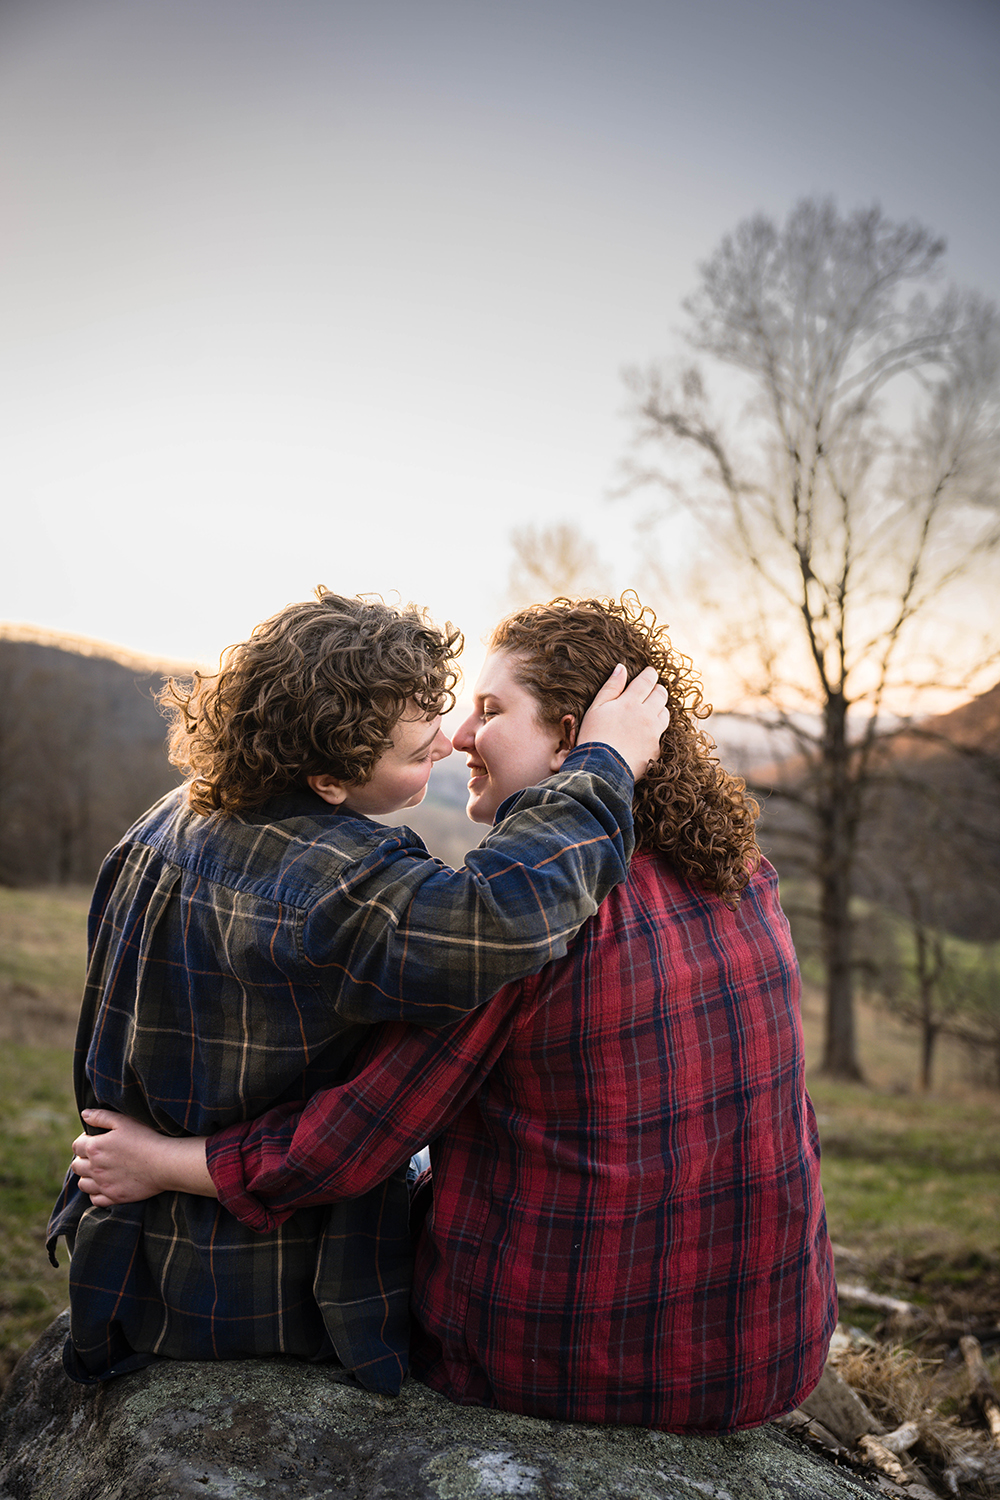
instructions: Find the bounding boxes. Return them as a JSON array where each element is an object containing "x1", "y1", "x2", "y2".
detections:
[
  {"x1": 73, "y1": 594, "x2": 835, "y2": 1433},
  {"x1": 51, "y1": 588, "x2": 667, "y2": 1392}
]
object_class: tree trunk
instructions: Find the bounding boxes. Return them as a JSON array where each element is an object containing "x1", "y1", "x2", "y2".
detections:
[
  {"x1": 820, "y1": 692, "x2": 864, "y2": 1080},
  {"x1": 919, "y1": 1022, "x2": 938, "y2": 1093},
  {"x1": 822, "y1": 898, "x2": 861, "y2": 1078}
]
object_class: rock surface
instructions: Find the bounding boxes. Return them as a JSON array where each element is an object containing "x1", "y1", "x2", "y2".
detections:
[{"x1": 0, "y1": 1313, "x2": 884, "y2": 1500}]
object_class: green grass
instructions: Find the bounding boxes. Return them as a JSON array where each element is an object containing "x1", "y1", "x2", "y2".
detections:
[
  {"x1": 798, "y1": 979, "x2": 1000, "y2": 1315},
  {"x1": 0, "y1": 1043, "x2": 79, "y2": 1383},
  {"x1": 0, "y1": 884, "x2": 90, "y2": 998},
  {"x1": 808, "y1": 1077, "x2": 1000, "y2": 1268},
  {"x1": 0, "y1": 886, "x2": 88, "y2": 1382}
]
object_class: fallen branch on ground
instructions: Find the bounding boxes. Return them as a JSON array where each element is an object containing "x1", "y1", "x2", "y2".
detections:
[
  {"x1": 837, "y1": 1281, "x2": 922, "y2": 1320},
  {"x1": 960, "y1": 1335, "x2": 1000, "y2": 1446}
]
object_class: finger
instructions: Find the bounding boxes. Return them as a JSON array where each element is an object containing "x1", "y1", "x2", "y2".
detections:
[
  {"x1": 585, "y1": 663, "x2": 627, "y2": 706},
  {"x1": 71, "y1": 1133, "x2": 91, "y2": 1159},
  {"x1": 619, "y1": 665, "x2": 661, "y2": 701},
  {"x1": 81, "y1": 1107, "x2": 122, "y2": 1130},
  {"x1": 82, "y1": 1188, "x2": 114, "y2": 1208},
  {"x1": 641, "y1": 681, "x2": 670, "y2": 718},
  {"x1": 75, "y1": 1172, "x2": 107, "y2": 1198}
]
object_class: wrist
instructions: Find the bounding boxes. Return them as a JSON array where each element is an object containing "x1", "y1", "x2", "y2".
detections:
[{"x1": 162, "y1": 1136, "x2": 215, "y2": 1197}]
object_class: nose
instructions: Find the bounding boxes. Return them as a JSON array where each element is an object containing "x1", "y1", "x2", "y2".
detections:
[
  {"x1": 432, "y1": 725, "x2": 453, "y2": 761},
  {"x1": 451, "y1": 712, "x2": 478, "y2": 753}
]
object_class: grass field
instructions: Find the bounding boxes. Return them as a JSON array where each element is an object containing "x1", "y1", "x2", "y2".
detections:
[
  {"x1": 0, "y1": 1042, "x2": 81, "y2": 1386},
  {"x1": 1, "y1": 885, "x2": 998, "y2": 1388},
  {"x1": 800, "y1": 981, "x2": 1000, "y2": 1277},
  {"x1": 0, "y1": 886, "x2": 89, "y2": 1384}
]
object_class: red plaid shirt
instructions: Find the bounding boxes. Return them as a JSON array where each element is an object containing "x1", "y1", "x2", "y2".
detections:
[{"x1": 209, "y1": 853, "x2": 836, "y2": 1432}]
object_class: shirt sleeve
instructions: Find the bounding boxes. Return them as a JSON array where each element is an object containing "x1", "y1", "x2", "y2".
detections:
[
  {"x1": 206, "y1": 979, "x2": 539, "y2": 1232},
  {"x1": 301, "y1": 742, "x2": 634, "y2": 1025}
]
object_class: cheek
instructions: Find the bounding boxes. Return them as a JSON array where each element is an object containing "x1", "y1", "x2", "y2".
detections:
[
  {"x1": 482, "y1": 721, "x2": 553, "y2": 787},
  {"x1": 479, "y1": 723, "x2": 514, "y2": 774}
]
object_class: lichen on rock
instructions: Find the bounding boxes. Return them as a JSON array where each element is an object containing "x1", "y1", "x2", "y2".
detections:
[{"x1": 0, "y1": 1314, "x2": 883, "y2": 1500}]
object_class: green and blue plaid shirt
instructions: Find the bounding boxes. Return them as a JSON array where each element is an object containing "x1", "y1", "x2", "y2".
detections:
[{"x1": 47, "y1": 743, "x2": 634, "y2": 1391}]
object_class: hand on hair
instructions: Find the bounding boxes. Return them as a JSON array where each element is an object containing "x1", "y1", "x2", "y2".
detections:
[{"x1": 577, "y1": 664, "x2": 669, "y2": 782}]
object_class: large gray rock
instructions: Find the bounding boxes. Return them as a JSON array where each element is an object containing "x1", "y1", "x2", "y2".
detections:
[{"x1": 1, "y1": 1313, "x2": 883, "y2": 1500}]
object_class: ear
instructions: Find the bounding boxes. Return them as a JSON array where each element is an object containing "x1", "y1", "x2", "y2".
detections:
[
  {"x1": 307, "y1": 773, "x2": 349, "y2": 807},
  {"x1": 550, "y1": 713, "x2": 577, "y2": 771}
]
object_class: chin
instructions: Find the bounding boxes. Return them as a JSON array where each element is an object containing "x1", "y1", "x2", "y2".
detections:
[{"x1": 465, "y1": 796, "x2": 493, "y2": 827}]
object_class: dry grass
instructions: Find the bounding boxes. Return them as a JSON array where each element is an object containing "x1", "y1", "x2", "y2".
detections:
[
  {"x1": 798, "y1": 984, "x2": 1000, "y2": 1495},
  {"x1": 830, "y1": 1339, "x2": 1000, "y2": 1498}
]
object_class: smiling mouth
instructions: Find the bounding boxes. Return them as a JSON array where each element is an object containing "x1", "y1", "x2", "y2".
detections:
[{"x1": 466, "y1": 762, "x2": 488, "y2": 781}]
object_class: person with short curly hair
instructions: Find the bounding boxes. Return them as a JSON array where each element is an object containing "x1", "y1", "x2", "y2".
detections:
[
  {"x1": 50, "y1": 587, "x2": 668, "y2": 1393},
  {"x1": 161, "y1": 590, "x2": 462, "y2": 815},
  {"x1": 73, "y1": 594, "x2": 834, "y2": 1434}
]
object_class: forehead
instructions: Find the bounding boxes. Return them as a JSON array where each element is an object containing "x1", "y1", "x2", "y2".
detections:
[
  {"x1": 390, "y1": 708, "x2": 439, "y2": 753},
  {"x1": 473, "y1": 650, "x2": 530, "y2": 700}
]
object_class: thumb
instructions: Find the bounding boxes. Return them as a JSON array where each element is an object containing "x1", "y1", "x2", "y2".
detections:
[{"x1": 81, "y1": 1107, "x2": 122, "y2": 1132}]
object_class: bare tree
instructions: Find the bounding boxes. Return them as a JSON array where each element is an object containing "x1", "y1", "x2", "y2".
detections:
[
  {"x1": 856, "y1": 701, "x2": 1000, "y2": 1089},
  {"x1": 622, "y1": 199, "x2": 1000, "y2": 1079},
  {"x1": 856, "y1": 873, "x2": 973, "y2": 1094},
  {"x1": 507, "y1": 522, "x2": 609, "y2": 606}
]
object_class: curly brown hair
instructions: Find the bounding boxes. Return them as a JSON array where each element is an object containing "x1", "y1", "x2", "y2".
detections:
[
  {"x1": 160, "y1": 588, "x2": 462, "y2": 816},
  {"x1": 490, "y1": 594, "x2": 760, "y2": 907}
]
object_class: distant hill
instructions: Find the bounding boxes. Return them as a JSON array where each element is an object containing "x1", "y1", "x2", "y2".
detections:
[
  {"x1": 9, "y1": 621, "x2": 990, "y2": 905},
  {"x1": 0, "y1": 626, "x2": 482, "y2": 886},
  {"x1": 0, "y1": 628, "x2": 186, "y2": 886},
  {"x1": 890, "y1": 681, "x2": 1000, "y2": 759}
]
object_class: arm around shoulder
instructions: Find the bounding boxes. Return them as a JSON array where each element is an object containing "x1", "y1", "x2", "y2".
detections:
[{"x1": 302, "y1": 664, "x2": 666, "y2": 1026}]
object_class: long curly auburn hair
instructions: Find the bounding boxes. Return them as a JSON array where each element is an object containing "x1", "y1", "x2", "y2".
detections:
[
  {"x1": 159, "y1": 588, "x2": 461, "y2": 816},
  {"x1": 490, "y1": 594, "x2": 760, "y2": 907}
]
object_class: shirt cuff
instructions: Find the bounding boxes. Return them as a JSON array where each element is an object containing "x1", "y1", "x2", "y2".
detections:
[
  {"x1": 206, "y1": 1127, "x2": 293, "y2": 1234},
  {"x1": 493, "y1": 741, "x2": 633, "y2": 823}
]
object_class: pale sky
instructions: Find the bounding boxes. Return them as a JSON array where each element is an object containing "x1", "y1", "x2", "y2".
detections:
[{"x1": 3, "y1": 0, "x2": 998, "y2": 699}]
